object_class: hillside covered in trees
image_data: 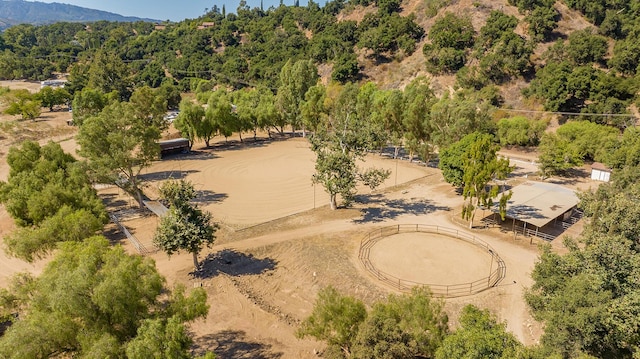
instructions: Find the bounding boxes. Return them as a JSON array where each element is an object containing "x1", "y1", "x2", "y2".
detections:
[{"x1": 1, "y1": 0, "x2": 640, "y2": 358}]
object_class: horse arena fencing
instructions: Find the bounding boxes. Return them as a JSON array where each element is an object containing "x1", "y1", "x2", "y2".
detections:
[
  {"x1": 358, "y1": 224, "x2": 506, "y2": 298},
  {"x1": 109, "y1": 212, "x2": 156, "y2": 255}
]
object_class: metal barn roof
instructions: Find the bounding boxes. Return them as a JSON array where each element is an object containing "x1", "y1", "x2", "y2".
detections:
[{"x1": 497, "y1": 181, "x2": 579, "y2": 228}]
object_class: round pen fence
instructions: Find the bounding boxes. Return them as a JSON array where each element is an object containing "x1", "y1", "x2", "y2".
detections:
[{"x1": 358, "y1": 224, "x2": 506, "y2": 298}]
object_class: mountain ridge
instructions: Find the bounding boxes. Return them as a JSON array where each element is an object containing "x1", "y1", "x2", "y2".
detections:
[{"x1": 0, "y1": 0, "x2": 159, "y2": 30}]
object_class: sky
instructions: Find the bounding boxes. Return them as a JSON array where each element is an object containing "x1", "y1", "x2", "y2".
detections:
[{"x1": 36, "y1": 0, "x2": 307, "y2": 22}]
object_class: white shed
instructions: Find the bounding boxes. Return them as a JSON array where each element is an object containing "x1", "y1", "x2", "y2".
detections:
[{"x1": 591, "y1": 162, "x2": 611, "y2": 182}]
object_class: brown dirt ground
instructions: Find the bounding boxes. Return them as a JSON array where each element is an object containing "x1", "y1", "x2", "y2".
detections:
[{"x1": 0, "y1": 80, "x2": 603, "y2": 358}]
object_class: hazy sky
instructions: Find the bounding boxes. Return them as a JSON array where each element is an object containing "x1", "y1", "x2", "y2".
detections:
[{"x1": 36, "y1": 0, "x2": 306, "y2": 21}]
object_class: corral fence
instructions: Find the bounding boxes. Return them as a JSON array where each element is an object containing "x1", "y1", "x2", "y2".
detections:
[
  {"x1": 109, "y1": 213, "x2": 155, "y2": 255},
  {"x1": 358, "y1": 224, "x2": 506, "y2": 298}
]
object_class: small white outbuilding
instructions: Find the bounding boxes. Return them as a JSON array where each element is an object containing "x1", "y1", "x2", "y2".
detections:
[{"x1": 590, "y1": 162, "x2": 611, "y2": 182}]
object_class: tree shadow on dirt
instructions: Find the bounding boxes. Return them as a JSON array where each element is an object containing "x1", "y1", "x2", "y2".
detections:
[
  {"x1": 546, "y1": 167, "x2": 590, "y2": 186},
  {"x1": 100, "y1": 193, "x2": 129, "y2": 209},
  {"x1": 204, "y1": 137, "x2": 273, "y2": 152},
  {"x1": 354, "y1": 194, "x2": 451, "y2": 224},
  {"x1": 192, "y1": 249, "x2": 277, "y2": 279},
  {"x1": 139, "y1": 169, "x2": 199, "y2": 181},
  {"x1": 191, "y1": 330, "x2": 283, "y2": 359},
  {"x1": 161, "y1": 150, "x2": 219, "y2": 161},
  {"x1": 192, "y1": 190, "x2": 228, "y2": 205}
]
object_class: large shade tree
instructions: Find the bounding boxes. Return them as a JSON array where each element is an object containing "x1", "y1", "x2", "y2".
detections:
[
  {"x1": 310, "y1": 83, "x2": 389, "y2": 209},
  {"x1": 77, "y1": 87, "x2": 167, "y2": 207}
]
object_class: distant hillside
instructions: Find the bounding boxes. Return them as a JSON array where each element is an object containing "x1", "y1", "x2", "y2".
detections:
[{"x1": 0, "y1": 0, "x2": 158, "y2": 30}]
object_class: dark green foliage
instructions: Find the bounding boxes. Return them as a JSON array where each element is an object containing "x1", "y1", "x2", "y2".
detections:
[
  {"x1": 524, "y1": 61, "x2": 635, "y2": 117},
  {"x1": 424, "y1": 45, "x2": 467, "y2": 73},
  {"x1": 429, "y1": 12, "x2": 475, "y2": 50},
  {"x1": 439, "y1": 132, "x2": 482, "y2": 187},
  {"x1": 357, "y1": 13, "x2": 424, "y2": 58},
  {"x1": 423, "y1": 13, "x2": 475, "y2": 74},
  {"x1": 352, "y1": 287, "x2": 448, "y2": 359},
  {"x1": 609, "y1": 38, "x2": 640, "y2": 75},
  {"x1": 526, "y1": 223, "x2": 640, "y2": 358},
  {"x1": 508, "y1": 0, "x2": 554, "y2": 12},
  {"x1": 566, "y1": 29, "x2": 608, "y2": 64},
  {"x1": 436, "y1": 305, "x2": 524, "y2": 359},
  {"x1": 478, "y1": 11, "x2": 519, "y2": 49},
  {"x1": 71, "y1": 87, "x2": 110, "y2": 126},
  {"x1": 526, "y1": 6, "x2": 558, "y2": 42},
  {"x1": 332, "y1": 53, "x2": 360, "y2": 83},
  {"x1": 34, "y1": 86, "x2": 71, "y2": 111},
  {"x1": 563, "y1": 0, "x2": 627, "y2": 25},
  {"x1": 601, "y1": 126, "x2": 640, "y2": 170}
]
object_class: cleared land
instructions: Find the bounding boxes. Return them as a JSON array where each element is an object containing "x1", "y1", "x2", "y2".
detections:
[
  {"x1": 368, "y1": 232, "x2": 494, "y2": 285},
  {"x1": 0, "y1": 80, "x2": 600, "y2": 358}
]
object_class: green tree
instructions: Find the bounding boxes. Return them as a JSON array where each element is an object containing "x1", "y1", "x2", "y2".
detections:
[
  {"x1": 436, "y1": 305, "x2": 524, "y2": 359},
  {"x1": 276, "y1": 59, "x2": 319, "y2": 135},
  {"x1": 526, "y1": 233, "x2": 640, "y2": 358},
  {"x1": 429, "y1": 94, "x2": 492, "y2": 149},
  {"x1": 3, "y1": 89, "x2": 41, "y2": 121},
  {"x1": 526, "y1": 6, "x2": 558, "y2": 42},
  {"x1": 0, "y1": 141, "x2": 107, "y2": 260},
  {"x1": 310, "y1": 83, "x2": 390, "y2": 209},
  {"x1": 555, "y1": 121, "x2": 619, "y2": 162},
  {"x1": 153, "y1": 180, "x2": 219, "y2": 270},
  {"x1": 205, "y1": 89, "x2": 235, "y2": 144},
  {"x1": 175, "y1": 100, "x2": 206, "y2": 149},
  {"x1": 87, "y1": 50, "x2": 133, "y2": 101},
  {"x1": 537, "y1": 133, "x2": 582, "y2": 179},
  {"x1": 71, "y1": 87, "x2": 111, "y2": 126},
  {"x1": 77, "y1": 100, "x2": 162, "y2": 207},
  {"x1": 439, "y1": 133, "x2": 477, "y2": 187},
  {"x1": 460, "y1": 133, "x2": 512, "y2": 228},
  {"x1": 496, "y1": 116, "x2": 548, "y2": 147},
  {"x1": 429, "y1": 12, "x2": 475, "y2": 50},
  {"x1": 402, "y1": 77, "x2": 435, "y2": 161},
  {"x1": 297, "y1": 286, "x2": 367, "y2": 357},
  {"x1": 301, "y1": 84, "x2": 328, "y2": 134},
  {"x1": 566, "y1": 29, "x2": 608, "y2": 65},
  {"x1": 0, "y1": 236, "x2": 210, "y2": 358},
  {"x1": 311, "y1": 146, "x2": 358, "y2": 210},
  {"x1": 351, "y1": 287, "x2": 449, "y2": 359},
  {"x1": 35, "y1": 86, "x2": 71, "y2": 112}
]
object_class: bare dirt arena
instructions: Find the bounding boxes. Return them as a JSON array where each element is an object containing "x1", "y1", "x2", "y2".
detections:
[
  {"x1": 0, "y1": 80, "x2": 597, "y2": 358},
  {"x1": 368, "y1": 232, "x2": 494, "y2": 285}
]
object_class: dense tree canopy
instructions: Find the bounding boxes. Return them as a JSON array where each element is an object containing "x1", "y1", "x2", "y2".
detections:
[
  {"x1": 0, "y1": 141, "x2": 107, "y2": 261},
  {"x1": 0, "y1": 236, "x2": 211, "y2": 358},
  {"x1": 77, "y1": 87, "x2": 167, "y2": 206},
  {"x1": 299, "y1": 286, "x2": 448, "y2": 359}
]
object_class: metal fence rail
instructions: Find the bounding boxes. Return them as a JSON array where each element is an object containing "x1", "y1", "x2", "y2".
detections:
[
  {"x1": 358, "y1": 224, "x2": 506, "y2": 297},
  {"x1": 109, "y1": 213, "x2": 154, "y2": 255}
]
